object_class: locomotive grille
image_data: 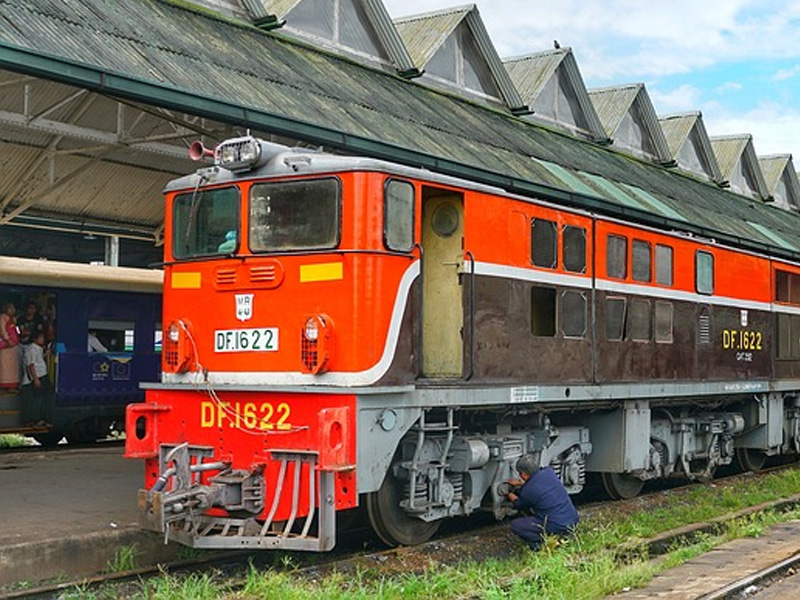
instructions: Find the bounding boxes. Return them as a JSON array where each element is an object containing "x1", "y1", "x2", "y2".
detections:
[
  {"x1": 163, "y1": 335, "x2": 179, "y2": 369},
  {"x1": 249, "y1": 265, "x2": 276, "y2": 282},
  {"x1": 215, "y1": 268, "x2": 237, "y2": 286},
  {"x1": 301, "y1": 335, "x2": 318, "y2": 371}
]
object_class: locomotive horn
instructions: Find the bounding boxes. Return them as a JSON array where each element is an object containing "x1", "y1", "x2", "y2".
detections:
[{"x1": 188, "y1": 141, "x2": 214, "y2": 161}]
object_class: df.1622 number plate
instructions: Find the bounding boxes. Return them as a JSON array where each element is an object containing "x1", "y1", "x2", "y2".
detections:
[{"x1": 214, "y1": 328, "x2": 279, "y2": 352}]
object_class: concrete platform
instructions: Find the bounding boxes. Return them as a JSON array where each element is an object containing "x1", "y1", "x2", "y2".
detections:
[
  {"x1": 0, "y1": 445, "x2": 181, "y2": 587},
  {"x1": 617, "y1": 520, "x2": 800, "y2": 598}
]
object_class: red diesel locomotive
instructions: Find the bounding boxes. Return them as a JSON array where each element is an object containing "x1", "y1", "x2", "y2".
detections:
[{"x1": 126, "y1": 135, "x2": 800, "y2": 550}]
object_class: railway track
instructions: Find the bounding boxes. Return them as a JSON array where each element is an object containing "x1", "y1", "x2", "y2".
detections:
[{"x1": 2, "y1": 461, "x2": 798, "y2": 599}]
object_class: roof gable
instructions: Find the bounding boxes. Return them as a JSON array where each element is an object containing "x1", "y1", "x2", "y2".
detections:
[
  {"x1": 658, "y1": 112, "x2": 722, "y2": 183},
  {"x1": 588, "y1": 84, "x2": 672, "y2": 164},
  {"x1": 710, "y1": 135, "x2": 770, "y2": 201},
  {"x1": 394, "y1": 5, "x2": 526, "y2": 111},
  {"x1": 504, "y1": 48, "x2": 606, "y2": 141},
  {"x1": 759, "y1": 154, "x2": 800, "y2": 210},
  {"x1": 251, "y1": 0, "x2": 417, "y2": 75}
]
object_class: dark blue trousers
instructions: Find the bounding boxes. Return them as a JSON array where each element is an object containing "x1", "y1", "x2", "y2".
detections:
[{"x1": 510, "y1": 515, "x2": 572, "y2": 550}]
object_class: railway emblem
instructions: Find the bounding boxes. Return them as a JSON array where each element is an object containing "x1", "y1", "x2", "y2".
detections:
[{"x1": 235, "y1": 294, "x2": 254, "y2": 322}]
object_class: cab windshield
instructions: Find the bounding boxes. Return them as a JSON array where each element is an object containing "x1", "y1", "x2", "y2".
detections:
[
  {"x1": 249, "y1": 178, "x2": 339, "y2": 252},
  {"x1": 172, "y1": 186, "x2": 239, "y2": 259}
]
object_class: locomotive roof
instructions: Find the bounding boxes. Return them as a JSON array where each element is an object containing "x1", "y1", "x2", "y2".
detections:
[{"x1": 2, "y1": 2, "x2": 800, "y2": 261}]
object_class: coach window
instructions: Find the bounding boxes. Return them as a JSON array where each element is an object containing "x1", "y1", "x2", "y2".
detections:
[
  {"x1": 632, "y1": 240, "x2": 651, "y2": 282},
  {"x1": 696, "y1": 251, "x2": 714, "y2": 295},
  {"x1": 655, "y1": 244, "x2": 674, "y2": 286},
  {"x1": 531, "y1": 286, "x2": 556, "y2": 337},
  {"x1": 561, "y1": 290, "x2": 586, "y2": 338},
  {"x1": 88, "y1": 319, "x2": 135, "y2": 352},
  {"x1": 531, "y1": 218, "x2": 557, "y2": 269},
  {"x1": 606, "y1": 234, "x2": 627, "y2": 279},
  {"x1": 655, "y1": 301, "x2": 674, "y2": 343},
  {"x1": 606, "y1": 296, "x2": 627, "y2": 341},
  {"x1": 384, "y1": 179, "x2": 414, "y2": 252},
  {"x1": 563, "y1": 225, "x2": 586, "y2": 273},
  {"x1": 628, "y1": 299, "x2": 651, "y2": 341}
]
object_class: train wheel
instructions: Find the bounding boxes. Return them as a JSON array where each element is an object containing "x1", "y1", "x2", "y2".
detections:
[
  {"x1": 601, "y1": 472, "x2": 644, "y2": 500},
  {"x1": 736, "y1": 447, "x2": 767, "y2": 472},
  {"x1": 365, "y1": 468, "x2": 440, "y2": 547}
]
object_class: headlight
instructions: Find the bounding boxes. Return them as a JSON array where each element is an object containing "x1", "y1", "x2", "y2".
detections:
[
  {"x1": 219, "y1": 145, "x2": 237, "y2": 166},
  {"x1": 168, "y1": 323, "x2": 181, "y2": 342},
  {"x1": 304, "y1": 317, "x2": 319, "y2": 341},
  {"x1": 240, "y1": 139, "x2": 260, "y2": 163}
]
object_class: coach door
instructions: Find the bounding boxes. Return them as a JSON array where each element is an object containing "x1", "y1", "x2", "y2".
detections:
[{"x1": 421, "y1": 187, "x2": 464, "y2": 378}]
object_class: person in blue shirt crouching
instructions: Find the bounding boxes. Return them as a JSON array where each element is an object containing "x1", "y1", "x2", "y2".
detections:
[{"x1": 506, "y1": 454, "x2": 579, "y2": 550}]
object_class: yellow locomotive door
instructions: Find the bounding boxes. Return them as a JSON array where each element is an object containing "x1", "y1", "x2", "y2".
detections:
[{"x1": 421, "y1": 188, "x2": 464, "y2": 378}]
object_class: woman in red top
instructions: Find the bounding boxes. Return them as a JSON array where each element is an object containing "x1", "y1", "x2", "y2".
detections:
[{"x1": 0, "y1": 302, "x2": 20, "y2": 392}]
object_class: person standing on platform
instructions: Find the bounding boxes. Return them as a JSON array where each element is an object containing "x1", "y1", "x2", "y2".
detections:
[
  {"x1": 21, "y1": 332, "x2": 52, "y2": 427},
  {"x1": 0, "y1": 302, "x2": 20, "y2": 393},
  {"x1": 506, "y1": 454, "x2": 580, "y2": 550}
]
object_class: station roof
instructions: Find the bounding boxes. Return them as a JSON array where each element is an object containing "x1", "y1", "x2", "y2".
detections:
[
  {"x1": 710, "y1": 135, "x2": 770, "y2": 201},
  {"x1": 587, "y1": 84, "x2": 673, "y2": 165},
  {"x1": 504, "y1": 48, "x2": 607, "y2": 142},
  {"x1": 2, "y1": 0, "x2": 800, "y2": 263},
  {"x1": 759, "y1": 154, "x2": 800, "y2": 210},
  {"x1": 658, "y1": 112, "x2": 723, "y2": 184}
]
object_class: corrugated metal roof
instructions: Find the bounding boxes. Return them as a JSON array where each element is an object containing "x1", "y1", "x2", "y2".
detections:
[
  {"x1": 588, "y1": 84, "x2": 672, "y2": 164},
  {"x1": 0, "y1": 0, "x2": 799, "y2": 261},
  {"x1": 658, "y1": 112, "x2": 723, "y2": 183},
  {"x1": 759, "y1": 154, "x2": 800, "y2": 210},
  {"x1": 394, "y1": 6, "x2": 468, "y2": 68},
  {"x1": 393, "y1": 4, "x2": 525, "y2": 111},
  {"x1": 504, "y1": 48, "x2": 606, "y2": 141},
  {"x1": 710, "y1": 135, "x2": 769, "y2": 200}
]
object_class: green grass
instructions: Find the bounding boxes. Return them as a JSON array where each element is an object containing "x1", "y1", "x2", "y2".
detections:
[
  {"x1": 104, "y1": 544, "x2": 139, "y2": 573},
  {"x1": 0, "y1": 433, "x2": 32, "y2": 448},
  {"x1": 114, "y1": 466, "x2": 800, "y2": 599}
]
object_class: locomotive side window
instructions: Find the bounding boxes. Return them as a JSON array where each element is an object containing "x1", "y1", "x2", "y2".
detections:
[
  {"x1": 775, "y1": 270, "x2": 800, "y2": 304},
  {"x1": 172, "y1": 186, "x2": 239, "y2": 259},
  {"x1": 249, "y1": 178, "x2": 340, "y2": 251},
  {"x1": 561, "y1": 290, "x2": 586, "y2": 338},
  {"x1": 655, "y1": 301, "x2": 674, "y2": 343},
  {"x1": 562, "y1": 226, "x2": 586, "y2": 273},
  {"x1": 628, "y1": 299, "x2": 651, "y2": 341},
  {"x1": 606, "y1": 234, "x2": 627, "y2": 279},
  {"x1": 632, "y1": 240, "x2": 651, "y2": 282},
  {"x1": 530, "y1": 285, "x2": 556, "y2": 337},
  {"x1": 531, "y1": 219, "x2": 557, "y2": 269},
  {"x1": 606, "y1": 296, "x2": 627, "y2": 341},
  {"x1": 655, "y1": 244, "x2": 674, "y2": 286},
  {"x1": 384, "y1": 179, "x2": 415, "y2": 252},
  {"x1": 695, "y1": 251, "x2": 714, "y2": 295}
]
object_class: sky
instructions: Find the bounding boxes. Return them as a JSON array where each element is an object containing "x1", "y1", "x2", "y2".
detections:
[{"x1": 382, "y1": 0, "x2": 800, "y2": 165}]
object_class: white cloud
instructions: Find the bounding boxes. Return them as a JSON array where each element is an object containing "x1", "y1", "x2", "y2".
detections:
[
  {"x1": 716, "y1": 82, "x2": 743, "y2": 94},
  {"x1": 704, "y1": 103, "x2": 800, "y2": 160},
  {"x1": 649, "y1": 85, "x2": 703, "y2": 112},
  {"x1": 773, "y1": 65, "x2": 800, "y2": 81}
]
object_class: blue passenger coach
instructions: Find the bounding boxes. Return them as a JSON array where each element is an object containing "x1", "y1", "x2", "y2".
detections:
[{"x1": 0, "y1": 256, "x2": 162, "y2": 444}]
